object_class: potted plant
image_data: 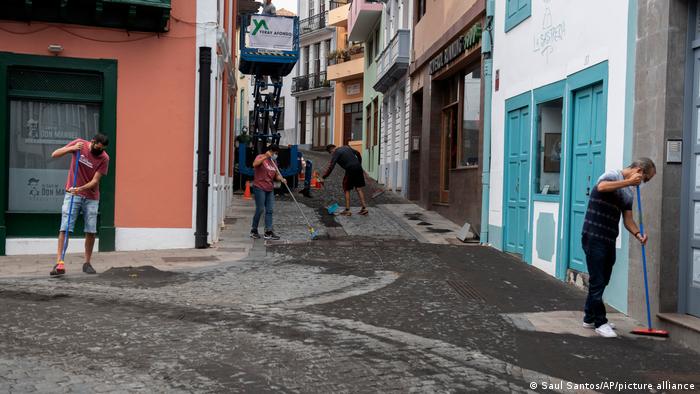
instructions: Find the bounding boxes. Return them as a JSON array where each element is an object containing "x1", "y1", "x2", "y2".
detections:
[{"x1": 327, "y1": 50, "x2": 338, "y2": 66}]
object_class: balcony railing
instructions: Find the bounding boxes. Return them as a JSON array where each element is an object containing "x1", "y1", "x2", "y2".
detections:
[
  {"x1": 330, "y1": 1, "x2": 348, "y2": 10},
  {"x1": 300, "y1": 11, "x2": 329, "y2": 34},
  {"x1": 327, "y1": 44, "x2": 364, "y2": 66},
  {"x1": 292, "y1": 72, "x2": 330, "y2": 93},
  {"x1": 374, "y1": 29, "x2": 411, "y2": 93}
]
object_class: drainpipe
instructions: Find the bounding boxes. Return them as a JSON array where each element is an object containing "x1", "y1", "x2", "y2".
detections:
[
  {"x1": 239, "y1": 88, "x2": 244, "y2": 135},
  {"x1": 195, "y1": 47, "x2": 212, "y2": 249},
  {"x1": 480, "y1": 0, "x2": 494, "y2": 244}
]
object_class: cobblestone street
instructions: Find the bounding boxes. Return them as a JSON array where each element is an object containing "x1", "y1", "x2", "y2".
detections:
[{"x1": 1, "y1": 153, "x2": 699, "y2": 393}]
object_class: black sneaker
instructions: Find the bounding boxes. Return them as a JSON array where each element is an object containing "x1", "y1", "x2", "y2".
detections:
[
  {"x1": 250, "y1": 230, "x2": 261, "y2": 239},
  {"x1": 264, "y1": 231, "x2": 280, "y2": 240},
  {"x1": 299, "y1": 188, "x2": 312, "y2": 198},
  {"x1": 82, "y1": 262, "x2": 97, "y2": 274}
]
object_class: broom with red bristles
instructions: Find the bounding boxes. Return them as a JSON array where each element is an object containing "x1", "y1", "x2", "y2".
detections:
[{"x1": 630, "y1": 185, "x2": 669, "y2": 338}]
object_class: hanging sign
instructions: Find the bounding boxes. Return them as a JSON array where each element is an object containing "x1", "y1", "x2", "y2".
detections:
[{"x1": 247, "y1": 15, "x2": 295, "y2": 51}]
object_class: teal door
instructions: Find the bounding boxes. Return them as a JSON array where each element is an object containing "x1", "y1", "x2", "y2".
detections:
[
  {"x1": 504, "y1": 105, "x2": 531, "y2": 255},
  {"x1": 568, "y1": 83, "x2": 606, "y2": 272}
]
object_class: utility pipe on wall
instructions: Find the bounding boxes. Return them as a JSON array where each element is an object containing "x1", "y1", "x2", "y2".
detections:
[
  {"x1": 195, "y1": 47, "x2": 212, "y2": 249},
  {"x1": 480, "y1": 0, "x2": 494, "y2": 244}
]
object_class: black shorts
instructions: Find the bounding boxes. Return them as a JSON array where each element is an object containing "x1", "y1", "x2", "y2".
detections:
[{"x1": 342, "y1": 166, "x2": 366, "y2": 191}]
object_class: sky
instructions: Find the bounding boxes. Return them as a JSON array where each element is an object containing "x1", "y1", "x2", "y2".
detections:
[{"x1": 272, "y1": 0, "x2": 298, "y2": 14}]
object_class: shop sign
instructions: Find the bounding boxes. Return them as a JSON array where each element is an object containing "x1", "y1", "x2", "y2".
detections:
[{"x1": 429, "y1": 23, "x2": 482, "y2": 75}]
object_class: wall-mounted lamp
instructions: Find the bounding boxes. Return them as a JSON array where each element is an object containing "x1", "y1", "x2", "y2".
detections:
[{"x1": 48, "y1": 44, "x2": 63, "y2": 55}]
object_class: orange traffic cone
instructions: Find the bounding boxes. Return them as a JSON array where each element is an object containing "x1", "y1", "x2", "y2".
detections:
[
  {"x1": 312, "y1": 171, "x2": 323, "y2": 190},
  {"x1": 243, "y1": 181, "x2": 252, "y2": 200}
]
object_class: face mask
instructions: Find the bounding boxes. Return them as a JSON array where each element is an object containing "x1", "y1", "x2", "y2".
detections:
[{"x1": 271, "y1": 154, "x2": 278, "y2": 161}]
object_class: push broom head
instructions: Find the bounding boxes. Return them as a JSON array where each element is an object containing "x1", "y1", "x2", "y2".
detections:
[
  {"x1": 309, "y1": 227, "x2": 319, "y2": 240},
  {"x1": 631, "y1": 328, "x2": 669, "y2": 338}
]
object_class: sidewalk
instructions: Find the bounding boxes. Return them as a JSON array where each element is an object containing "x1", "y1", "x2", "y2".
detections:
[{"x1": 0, "y1": 196, "x2": 257, "y2": 278}]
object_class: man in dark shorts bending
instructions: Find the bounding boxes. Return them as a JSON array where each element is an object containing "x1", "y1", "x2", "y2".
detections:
[{"x1": 322, "y1": 144, "x2": 368, "y2": 216}]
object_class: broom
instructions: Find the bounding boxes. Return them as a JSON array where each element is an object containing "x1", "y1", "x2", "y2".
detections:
[
  {"x1": 269, "y1": 159, "x2": 319, "y2": 240},
  {"x1": 630, "y1": 185, "x2": 669, "y2": 338}
]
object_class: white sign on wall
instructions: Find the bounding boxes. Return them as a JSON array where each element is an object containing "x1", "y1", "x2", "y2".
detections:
[
  {"x1": 9, "y1": 168, "x2": 67, "y2": 212},
  {"x1": 346, "y1": 83, "x2": 361, "y2": 96},
  {"x1": 248, "y1": 15, "x2": 294, "y2": 51}
]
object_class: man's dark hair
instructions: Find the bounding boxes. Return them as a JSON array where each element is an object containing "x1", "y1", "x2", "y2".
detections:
[
  {"x1": 629, "y1": 157, "x2": 656, "y2": 174},
  {"x1": 92, "y1": 133, "x2": 109, "y2": 146},
  {"x1": 325, "y1": 144, "x2": 336, "y2": 153},
  {"x1": 268, "y1": 144, "x2": 280, "y2": 153}
]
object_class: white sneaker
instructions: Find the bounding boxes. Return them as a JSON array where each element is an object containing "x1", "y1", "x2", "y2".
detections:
[
  {"x1": 583, "y1": 321, "x2": 615, "y2": 329},
  {"x1": 595, "y1": 323, "x2": 618, "y2": 338}
]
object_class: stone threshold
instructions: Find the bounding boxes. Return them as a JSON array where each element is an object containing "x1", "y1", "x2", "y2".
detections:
[{"x1": 658, "y1": 313, "x2": 700, "y2": 334}]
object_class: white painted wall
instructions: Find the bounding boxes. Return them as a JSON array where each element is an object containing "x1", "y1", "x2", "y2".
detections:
[{"x1": 489, "y1": 0, "x2": 631, "y2": 242}]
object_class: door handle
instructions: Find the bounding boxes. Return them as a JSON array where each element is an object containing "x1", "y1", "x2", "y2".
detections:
[{"x1": 586, "y1": 186, "x2": 590, "y2": 196}]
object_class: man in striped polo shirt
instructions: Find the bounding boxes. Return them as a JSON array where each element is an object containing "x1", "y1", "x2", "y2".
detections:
[{"x1": 581, "y1": 158, "x2": 656, "y2": 338}]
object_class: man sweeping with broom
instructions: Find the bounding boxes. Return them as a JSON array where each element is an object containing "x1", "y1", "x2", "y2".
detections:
[
  {"x1": 322, "y1": 144, "x2": 368, "y2": 216},
  {"x1": 50, "y1": 134, "x2": 110, "y2": 277},
  {"x1": 581, "y1": 158, "x2": 655, "y2": 337}
]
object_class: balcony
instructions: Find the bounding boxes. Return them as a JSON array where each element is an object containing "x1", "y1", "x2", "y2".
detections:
[
  {"x1": 348, "y1": 0, "x2": 382, "y2": 41},
  {"x1": 374, "y1": 30, "x2": 410, "y2": 93},
  {"x1": 328, "y1": 45, "x2": 365, "y2": 81},
  {"x1": 329, "y1": 2, "x2": 350, "y2": 27},
  {"x1": 0, "y1": 0, "x2": 171, "y2": 32},
  {"x1": 292, "y1": 72, "x2": 330, "y2": 95},
  {"x1": 330, "y1": 1, "x2": 349, "y2": 10},
  {"x1": 300, "y1": 11, "x2": 329, "y2": 36}
]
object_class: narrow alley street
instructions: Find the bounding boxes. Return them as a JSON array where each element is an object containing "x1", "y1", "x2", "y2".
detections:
[{"x1": 1, "y1": 151, "x2": 698, "y2": 393}]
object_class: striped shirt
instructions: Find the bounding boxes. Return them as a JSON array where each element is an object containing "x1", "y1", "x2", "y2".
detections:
[{"x1": 581, "y1": 170, "x2": 633, "y2": 243}]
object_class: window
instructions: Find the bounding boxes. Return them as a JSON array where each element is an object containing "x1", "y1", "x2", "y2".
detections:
[
  {"x1": 9, "y1": 100, "x2": 99, "y2": 212},
  {"x1": 461, "y1": 67, "x2": 481, "y2": 167},
  {"x1": 535, "y1": 98, "x2": 563, "y2": 195},
  {"x1": 374, "y1": 29, "x2": 380, "y2": 58},
  {"x1": 278, "y1": 97, "x2": 285, "y2": 130},
  {"x1": 505, "y1": 0, "x2": 531, "y2": 32},
  {"x1": 343, "y1": 102, "x2": 363, "y2": 143},
  {"x1": 367, "y1": 38, "x2": 374, "y2": 65},
  {"x1": 372, "y1": 97, "x2": 379, "y2": 146},
  {"x1": 312, "y1": 97, "x2": 331, "y2": 148},
  {"x1": 416, "y1": 0, "x2": 426, "y2": 23},
  {"x1": 302, "y1": 46, "x2": 310, "y2": 75},
  {"x1": 308, "y1": 0, "x2": 315, "y2": 17},
  {"x1": 313, "y1": 43, "x2": 321, "y2": 74},
  {"x1": 365, "y1": 103, "x2": 372, "y2": 149}
]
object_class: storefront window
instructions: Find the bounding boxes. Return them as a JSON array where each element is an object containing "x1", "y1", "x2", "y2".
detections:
[
  {"x1": 461, "y1": 67, "x2": 481, "y2": 167},
  {"x1": 535, "y1": 98, "x2": 563, "y2": 195},
  {"x1": 343, "y1": 102, "x2": 363, "y2": 143},
  {"x1": 8, "y1": 100, "x2": 99, "y2": 212}
]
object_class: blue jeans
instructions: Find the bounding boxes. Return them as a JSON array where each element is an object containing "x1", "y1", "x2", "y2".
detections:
[
  {"x1": 304, "y1": 159, "x2": 313, "y2": 189},
  {"x1": 251, "y1": 187, "x2": 274, "y2": 232},
  {"x1": 60, "y1": 193, "x2": 99, "y2": 233},
  {"x1": 582, "y1": 235, "x2": 616, "y2": 328}
]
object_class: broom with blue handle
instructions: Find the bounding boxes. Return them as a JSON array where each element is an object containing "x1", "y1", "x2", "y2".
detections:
[{"x1": 630, "y1": 185, "x2": 669, "y2": 337}]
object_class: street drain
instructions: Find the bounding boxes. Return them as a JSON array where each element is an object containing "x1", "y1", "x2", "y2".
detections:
[
  {"x1": 404, "y1": 213, "x2": 423, "y2": 221},
  {"x1": 417, "y1": 221, "x2": 433, "y2": 226},
  {"x1": 161, "y1": 255, "x2": 219, "y2": 262},
  {"x1": 446, "y1": 280, "x2": 485, "y2": 301},
  {"x1": 427, "y1": 227, "x2": 452, "y2": 233},
  {"x1": 224, "y1": 218, "x2": 238, "y2": 224}
]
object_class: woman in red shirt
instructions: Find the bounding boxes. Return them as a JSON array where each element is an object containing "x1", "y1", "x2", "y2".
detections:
[{"x1": 250, "y1": 145, "x2": 286, "y2": 240}]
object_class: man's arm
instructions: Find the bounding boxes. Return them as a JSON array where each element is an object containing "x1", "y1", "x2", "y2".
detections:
[
  {"x1": 622, "y1": 210, "x2": 647, "y2": 245},
  {"x1": 322, "y1": 153, "x2": 338, "y2": 178},
  {"x1": 52, "y1": 142, "x2": 81, "y2": 158},
  {"x1": 597, "y1": 172, "x2": 643, "y2": 193},
  {"x1": 253, "y1": 153, "x2": 270, "y2": 167},
  {"x1": 70, "y1": 172, "x2": 103, "y2": 194}
]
